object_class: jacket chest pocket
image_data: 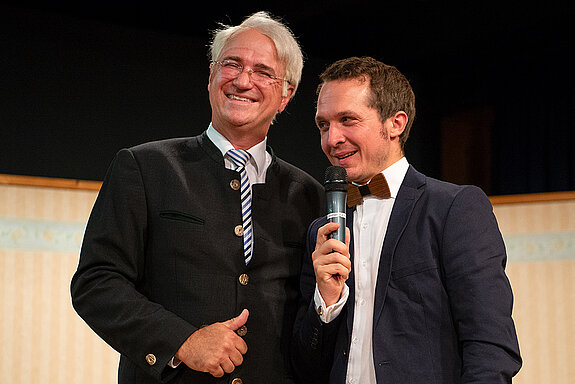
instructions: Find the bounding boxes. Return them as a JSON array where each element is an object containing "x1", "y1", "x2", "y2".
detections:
[
  {"x1": 159, "y1": 210, "x2": 205, "y2": 225},
  {"x1": 390, "y1": 261, "x2": 440, "y2": 304}
]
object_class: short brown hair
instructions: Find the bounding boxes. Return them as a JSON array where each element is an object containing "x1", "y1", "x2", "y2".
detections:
[{"x1": 318, "y1": 56, "x2": 416, "y2": 150}]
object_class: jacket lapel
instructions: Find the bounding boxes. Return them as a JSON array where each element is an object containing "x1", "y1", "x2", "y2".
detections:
[
  {"x1": 373, "y1": 166, "x2": 425, "y2": 327},
  {"x1": 346, "y1": 205, "x2": 356, "y2": 335}
]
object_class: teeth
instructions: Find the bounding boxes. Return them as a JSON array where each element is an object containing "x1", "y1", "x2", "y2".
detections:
[
  {"x1": 338, "y1": 152, "x2": 356, "y2": 159},
  {"x1": 228, "y1": 95, "x2": 253, "y2": 102}
]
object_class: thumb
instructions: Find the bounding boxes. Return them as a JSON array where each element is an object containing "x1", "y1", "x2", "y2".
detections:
[{"x1": 223, "y1": 308, "x2": 249, "y2": 330}]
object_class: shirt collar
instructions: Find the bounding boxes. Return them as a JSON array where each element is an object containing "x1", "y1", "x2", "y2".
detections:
[
  {"x1": 381, "y1": 157, "x2": 409, "y2": 198},
  {"x1": 206, "y1": 123, "x2": 268, "y2": 175}
]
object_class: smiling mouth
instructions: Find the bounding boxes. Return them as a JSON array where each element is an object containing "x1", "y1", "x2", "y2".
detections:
[
  {"x1": 335, "y1": 151, "x2": 357, "y2": 160},
  {"x1": 227, "y1": 94, "x2": 255, "y2": 103}
]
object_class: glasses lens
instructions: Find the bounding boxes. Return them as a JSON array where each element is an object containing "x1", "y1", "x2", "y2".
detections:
[
  {"x1": 219, "y1": 62, "x2": 241, "y2": 77},
  {"x1": 217, "y1": 61, "x2": 284, "y2": 85}
]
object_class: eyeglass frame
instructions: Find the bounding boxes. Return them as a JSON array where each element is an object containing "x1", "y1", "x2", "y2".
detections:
[{"x1": 211, "y1": 59, "x2": 291, "y2": 85}]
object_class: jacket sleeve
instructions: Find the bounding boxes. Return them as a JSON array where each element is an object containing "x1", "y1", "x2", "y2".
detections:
[
  {"x1": 291, "y1": 217, "x2": 342, "y2": 384},
  {"x1": 441, "y1": 185, "x2": 522, "y2": 383},
  {"x1": 70, "y1": 148, "x2": 195, "y2": 382}
]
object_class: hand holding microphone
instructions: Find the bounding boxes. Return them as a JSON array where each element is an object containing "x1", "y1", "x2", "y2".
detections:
[{"x1": 312, "y1": 166, "x2": 352, "y2": 306}]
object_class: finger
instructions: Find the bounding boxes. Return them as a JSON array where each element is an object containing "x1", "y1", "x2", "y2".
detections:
[
  {"x1": 236, "y1": 338, "x2": 248, "y2": 355},
  {"x1": 316, "y1": 222, "x2": 341, "y2": 248},
  {"x1": 228, "y1": 348, "x2": 244, "y2": 366},
  {"x1": 312, "y1": 242, "x2": 348, "y2": 265},
  {"x1": 223, "y1": 309, "x2": 249, "y2": 331},
  {"x1": 319, "y1": 237, "x2": 349, "y2": 256},
  {"x1": 316, "y1": 264, "x2": 350, "y2": 281},
  {"x1": 345, "y1": 226, "x2": 351, "y2": 247},
  {"x1": 313, "y1": 251, "x2": 352, "y2": 270},
  {"x1": 210, "y1": 365, "x2": 225, "y2": 378},
  {"x1": 220, "y1": 358, "x2": 236, "y2": 374}
]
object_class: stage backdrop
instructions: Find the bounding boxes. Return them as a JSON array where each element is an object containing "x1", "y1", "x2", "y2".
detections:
[{"x1": 0, "y1": 176, "x2": 574, "y2": 383}]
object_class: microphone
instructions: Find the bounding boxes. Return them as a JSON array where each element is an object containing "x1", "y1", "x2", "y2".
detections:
[{"x1": 324, "y1": 166, "x2": 347, "y2": 243}]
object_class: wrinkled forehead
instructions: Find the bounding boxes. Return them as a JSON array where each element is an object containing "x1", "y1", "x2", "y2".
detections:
[{"x1": 219, "y1": 29, "x2": 280, "y2": 66}]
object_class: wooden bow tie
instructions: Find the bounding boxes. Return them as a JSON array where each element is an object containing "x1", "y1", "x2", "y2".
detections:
[{"x1": 347, "y1": 173, "x2": 391, "y2": 207}]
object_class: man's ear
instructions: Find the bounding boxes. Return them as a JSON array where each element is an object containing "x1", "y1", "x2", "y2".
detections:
[
  {"x1": 389, "y1": 111, "x2": 408, "y2": 138},
  {"x1": 278, "y1": 85, "x2": 295, "y2": 113},
  {"x1": 207, "y1": 62, "x2": 216, "y2": 89}
]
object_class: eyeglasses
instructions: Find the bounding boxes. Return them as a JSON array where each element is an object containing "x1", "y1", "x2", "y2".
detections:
[{"x1": 213, "y1": 60, "x2": 290, "y2": 85}]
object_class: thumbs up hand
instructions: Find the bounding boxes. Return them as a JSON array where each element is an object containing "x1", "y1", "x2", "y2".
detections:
[{"x1": 175, "y1": 309, "x2": 249, "y2": 377}]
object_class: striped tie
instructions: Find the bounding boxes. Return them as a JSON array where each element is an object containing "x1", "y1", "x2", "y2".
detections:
[{"x1": 227, "y1": 149, "x2": 253, "y2": 264}]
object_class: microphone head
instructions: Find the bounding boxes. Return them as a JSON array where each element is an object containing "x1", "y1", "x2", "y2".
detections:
[{"x1": 324, "y1": 166, "x2": 348, "y2": 192}]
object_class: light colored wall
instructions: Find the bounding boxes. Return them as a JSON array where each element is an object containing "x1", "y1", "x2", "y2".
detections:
[
  {"x1": 0, "y1": 184, "x2": 118, "y2": 384},
  {"x1": 0, "y1": 178, "x2": 573, "y2": 383},
  {"x1": 494, "y1": 199, "x2": 575, "y2": 384}
]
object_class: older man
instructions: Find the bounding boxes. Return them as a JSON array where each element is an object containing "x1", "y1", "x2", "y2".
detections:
[{"x1": 72, "y1": 12, "x2": 324, "y2": 384}]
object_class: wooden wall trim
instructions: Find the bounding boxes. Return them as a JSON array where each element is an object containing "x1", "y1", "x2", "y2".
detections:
[
  {"x1": 0, "y1": 174, "x2": 102, "y2": 191},
  {"x1": 490, "y1": 191, "x2": 575, "y2": 205}
]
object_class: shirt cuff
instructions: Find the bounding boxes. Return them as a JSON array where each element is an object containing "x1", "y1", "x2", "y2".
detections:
[
  {"x1": 168, "y1": 356, "x2": 181, "y2": 368},
  {"x1": 313, "y1": 283, "x2": 349, "y2": 323}
]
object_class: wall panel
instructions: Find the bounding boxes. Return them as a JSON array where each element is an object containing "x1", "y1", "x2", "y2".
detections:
[
  {"x1": 494, "y1": 199, "x2": 575, "y2": 384},
  {"x1": 0, "y1": 184, "x2": 118, "y2": 384}
]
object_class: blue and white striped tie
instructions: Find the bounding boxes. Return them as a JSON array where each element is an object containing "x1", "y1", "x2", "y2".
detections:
[{"x1": 227, "y1": 149, "x2": 253, "y2": 264}]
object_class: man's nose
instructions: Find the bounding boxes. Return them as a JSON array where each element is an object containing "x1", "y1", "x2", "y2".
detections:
[
  {"x1": 326, "y1": 125, "x2": 346, "y2": 146},
  {"x1": 233, "y1": 69, "x2": 255, "y2": 88}
]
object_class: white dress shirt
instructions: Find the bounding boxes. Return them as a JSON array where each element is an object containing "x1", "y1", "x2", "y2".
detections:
[
  {"x1": 207, "y1": 123, "x2": 271, "y2": 184},
  {"x1": 314, "y1": 157, "x2": 409, "y2": 384}
]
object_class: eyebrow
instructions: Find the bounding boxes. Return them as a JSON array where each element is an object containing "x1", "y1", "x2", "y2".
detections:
[
  {"x1": 222, "y1": 56, "x2": 277, "y2": 74},
  {"x1": 316, "y1": 110, "x2": 357, "y2": 122}
]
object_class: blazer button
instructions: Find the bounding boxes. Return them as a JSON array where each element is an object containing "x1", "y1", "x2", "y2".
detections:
[
  {"x1": 231, "y1": 378, "x2": 243, "y2": 384},
  {"x1": 236, "y1": 325, "x2": 248, "y2": 337},
  {"x1": 234, "y1": 225, "x2": 244, "y2": 237},
  {"x1": 230, "y1": 179, "x2": 241, "y2": 191},
  {"x1": 238, "y1": 273, "x2": 249, "y2": 285},
  {"x1": 311, "y1": 338, "x2": 318, "y2": 349},
  {"x1": 145, "y1": 354, "x2": 156, "y2": 366}
]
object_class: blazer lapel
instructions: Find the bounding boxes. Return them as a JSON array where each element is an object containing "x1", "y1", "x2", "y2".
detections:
[
  {"x1": 373, "y1": 166, "x2": 425, "y2": 327},
  {"x1": 346, "y1": 205, "x2": 356, "y2": 336}
]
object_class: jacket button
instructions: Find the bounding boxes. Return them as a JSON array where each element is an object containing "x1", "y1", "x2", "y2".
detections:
[
  {"x1": 234, "y1": 225, "x2": 244, "y2": 236},
  {"x1": 236, "y1": 325, "x2": 248, "y2": 337},
  {"x1": 145, "y1": 354, "x2": 156, "y2": 366},
  {"x1": 231, "y1": 378, "x2": 243, "y2": 384},
  {"x1": 230, "y1": 179, "x2": 241, "y2": 190},
  {"x1": 238, "y1": 273, "x2": 249, "y2": 285}
]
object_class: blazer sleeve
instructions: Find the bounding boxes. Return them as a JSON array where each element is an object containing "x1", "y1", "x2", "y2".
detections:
[
  {"x1": 70, "y1": 148, "x2": 195, "y2": 382},
  {"x1": 291, "y1": 217, "x2": 342, "y2": 384},
  {"x1": 441, "y1": 185, "x2": 522, "y2": 382}
]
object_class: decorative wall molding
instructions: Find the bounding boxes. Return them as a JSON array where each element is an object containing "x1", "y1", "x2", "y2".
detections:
[
  {"x1": 2, "y1": 215, "x2": 573, "y2": 264},
  {"x1": 504, "y1": 232, "x2": 575, "y2": 263},
  {"x1": 0, "y1": 217, "x2": 86, "y2": 253}
]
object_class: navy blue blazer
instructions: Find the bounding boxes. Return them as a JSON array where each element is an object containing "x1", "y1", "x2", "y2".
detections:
[{"x1": 292, "y1": 165, "x2": 522, "y2": 383}]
